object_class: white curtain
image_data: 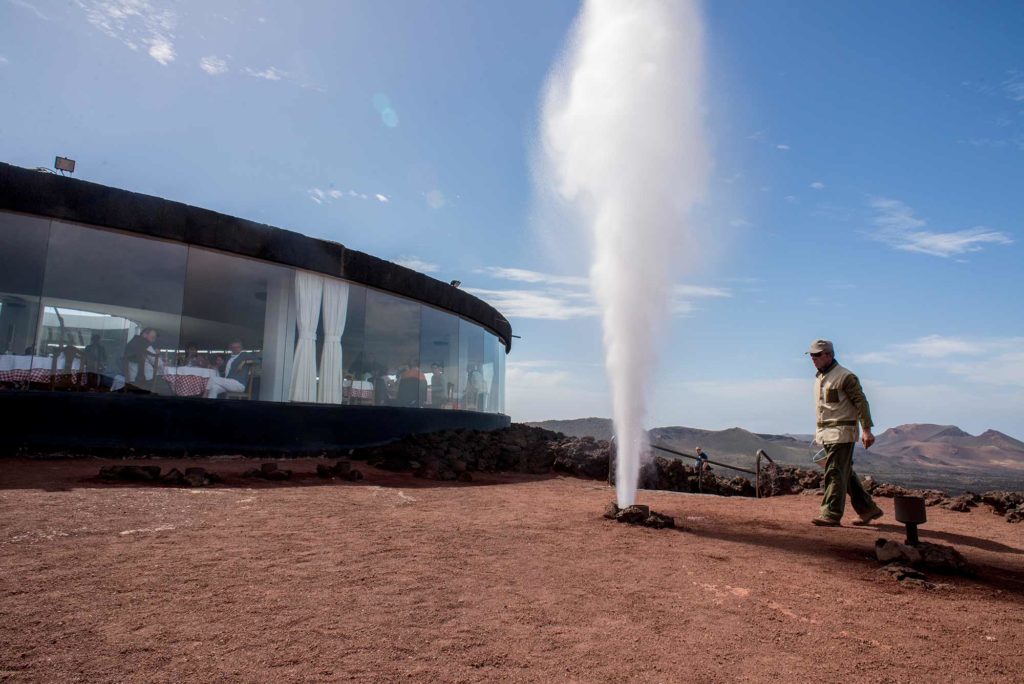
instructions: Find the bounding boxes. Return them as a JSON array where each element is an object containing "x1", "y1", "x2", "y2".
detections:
[
  {"x1": 289, "y1": 271, "x2": 324, "y2": 402},
  {"x1": 317, "y1": 279, "x2": 350, "y2": 404}
]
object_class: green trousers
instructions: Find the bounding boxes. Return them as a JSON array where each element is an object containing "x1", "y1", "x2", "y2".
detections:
[{"x1": 820, "y1": 441, "x2": 876, "y2": 522}]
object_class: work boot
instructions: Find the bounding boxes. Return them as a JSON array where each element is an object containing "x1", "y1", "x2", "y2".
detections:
[
  {"x1": 851, "y1": 507, "x2": 884, "y2": 526},
  {"x1": 811, "y1": 517, "x2": 840, "y2": 527}
]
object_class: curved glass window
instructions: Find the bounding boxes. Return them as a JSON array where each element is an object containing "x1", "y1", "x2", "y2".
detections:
[
  {"x1": 458, "y1": 318, "x2": 485, "y2": 412},
  {"x1": 0, "y1": 213, "x2": 49, "y2": 357},
  {"x1": 177, "y1": 247, "x2": 293, "y2": 401},
  {"x1": 364, "y1": 289, "x2": 421, "y2": 407},
  {"x1": 420, "y1": 306, "x2": 459, "y2": 409},
  {"x1": 40, "y1": 221, "x2": 188, "y2": 393},
  {"x1": 1, "y1": 209, "x2": 507, "y2": 414}
]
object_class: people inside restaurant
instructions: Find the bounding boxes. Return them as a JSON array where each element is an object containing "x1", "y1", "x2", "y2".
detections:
[
  {"x1": 464, "y1": 363, "x2": 487, "y2": 412},
  {"x1": 83, "y1": 333, "x2": 108, "y2": 373},
  {"x1": 397, "y1": 359, "x2": 427, "y2": 407},
  {"x1": 204, "y1": 339, "x2": 259, "y2": 399},
  {"x1": 430, "y1": 363, "x2": 447, "y2": 408},
  {"x1": 178, "y1": 342, "x2": 202, "y2": 367},
  {"x1": 123, "y1": 327, "x2": 163, "y2": 388}
]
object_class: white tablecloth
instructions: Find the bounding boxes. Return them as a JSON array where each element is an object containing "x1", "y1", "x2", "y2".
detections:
[{"x1": 162, "y1": 366, "x2": 220, "y2": 379}]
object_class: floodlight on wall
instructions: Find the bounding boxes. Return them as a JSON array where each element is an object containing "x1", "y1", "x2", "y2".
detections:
[
  {"x1": 55, "y1": 156, "x2": 76, "y2": 175},
  {"x1": 449, "y1": 280, "x2": 461, "y2": 288}
]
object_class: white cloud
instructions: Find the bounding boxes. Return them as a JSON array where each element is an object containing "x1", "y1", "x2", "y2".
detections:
[
  {"x1": 671, "y1": 284, "x2": 731, "y2": 299},
  {"x1": 784, "y1": 195, "x2": 798, "y2": 204},
  {"x1": 729, "y1": 218, "x2": 751, "y2": 228},
  {"x1": 775, "y1": 144, "x2": 790, "y2": 151},
  {"x1": 868, "y1": 197, "x2": 1012, "y2": 257},
  {"x1": 307, "y1": 186, "x2": 387, "y2": 205},
  {"x1": 476, "y1": 267, "x2": 587, "y2": 287},
  {"x1": 809, "y1": 181, "x2": 825, "y2": 190},
  {"x1": 1002, "y1": 70, "x2": 1024, "y2": 102},
  {"x1": 851, "y1": 335, "x2": 1024, "y2": 388},
  {"x1": 466, "y1": 288, "x2": 599, "y2": 320},
  {"x1": 147, "y1": 36, "x2": 174, "y2": 65},
  {"x1": 393, "y1": 256, "x2": 440, "y2": 274},
  {"x1": 76, "y1": 0, "x2": 176, "y2": 65},
  {"x1": 899, "y1": 334, "x2": 985, "y2": 359},
  {"x1": 199, "y1": 55, "x2": 228, "y2": 75},
  {"x1": 0, "y1": 55, "x2": 8, "y2": 66},
  {"x1": 468, "y1": 267, "x2": 729, "y2": 320},
  {"x1": 245, "y1": 66, "x2": 286, "y2": 81},
  {"x1": 9, "y1": 0, "x2": 52, "y2": 21}
]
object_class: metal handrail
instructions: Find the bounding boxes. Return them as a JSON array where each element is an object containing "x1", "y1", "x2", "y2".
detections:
[
  {"x1": 755, "y1": 448, "x2": 774, "y2": 498},
  {"x1": 608, "y1": 440, "x2": 772, "y2": 498},
  {"x1": 649, "y1": 443, "x2": 757, "y2": 475}
]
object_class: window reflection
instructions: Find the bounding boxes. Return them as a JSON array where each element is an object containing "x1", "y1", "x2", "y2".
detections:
[
  {"x1": 364, "y1": 290, "x2": 422, "y2": 407},
  {"x1": 39, "y1": 221, "x2": 187, "y2": 394},
  {"x1": 484, "y1": 332, "x2": 500, "y2": 414},
  {"x1": 420, "y1": 306, "x2": 459, "y2": 409},
  {"x1": 1, "y1": 210, "x2": 507, "y2": 413},
  {"x1": 176, "y1": 247, "x2": 294, "y2": 400},
  {"x1": 496, "y1": 336, "x2": 506, "y2": 414},
  {"x1": 459, "y1": 319, "x2": 485, "y2": 411},
  {"x1": 340, "y1": 285, "x2": 369, "y2": 404},
  {"x1": 0, "y1": 213, "x2": 49, "y2": 357}
]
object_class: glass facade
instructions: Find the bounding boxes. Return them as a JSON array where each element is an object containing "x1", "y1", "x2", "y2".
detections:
[{"x1": 0, "y1": 210, "x2": 506, "y2": 413}]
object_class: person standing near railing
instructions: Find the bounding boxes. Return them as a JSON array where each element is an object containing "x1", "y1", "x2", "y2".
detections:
[{"x1": 694, "y1": 447, "x2": 710, "y2": 475}]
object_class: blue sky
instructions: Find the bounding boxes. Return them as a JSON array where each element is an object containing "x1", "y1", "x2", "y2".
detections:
[{"x1": 2, "y1": 0, "x2": 1022, "y2": 436}]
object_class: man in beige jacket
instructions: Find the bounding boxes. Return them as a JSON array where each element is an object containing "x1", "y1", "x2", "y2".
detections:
[{"x1": 807, "y1": 339, "x2": 884, "y2": 527}]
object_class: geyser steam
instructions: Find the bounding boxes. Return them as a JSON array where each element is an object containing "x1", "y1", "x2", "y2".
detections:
[{"x1": 539, "y1": 0, "x2": 710, "y2": 507}]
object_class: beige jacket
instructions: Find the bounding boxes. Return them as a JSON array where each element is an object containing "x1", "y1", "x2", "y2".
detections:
[{"x1": 814, "y1": 361, "x2": 873, "y2": 444}]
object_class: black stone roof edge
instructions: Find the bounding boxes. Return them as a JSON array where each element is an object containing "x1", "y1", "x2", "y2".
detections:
[{"x1": 0, "y1": 162, "x2": 512, "y2": 351}]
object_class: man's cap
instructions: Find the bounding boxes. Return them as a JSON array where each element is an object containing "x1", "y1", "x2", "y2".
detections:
[{"x1": 806, "y1": 339, "x2": 834, "y2": 355}]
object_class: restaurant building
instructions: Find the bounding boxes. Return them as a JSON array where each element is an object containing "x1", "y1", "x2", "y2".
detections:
[{"x1": 0, "y1": 162, "x2": 511, "y2": 455}]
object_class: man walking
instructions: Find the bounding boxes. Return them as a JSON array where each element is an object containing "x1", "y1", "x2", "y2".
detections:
[{"x1": 807, "y1": 339, "x2": 884, "y2": 527}]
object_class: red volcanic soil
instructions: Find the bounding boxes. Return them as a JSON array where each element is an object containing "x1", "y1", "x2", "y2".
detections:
[{"x1": 1, "y1": 458, "x2": 1022, "y2": 682}]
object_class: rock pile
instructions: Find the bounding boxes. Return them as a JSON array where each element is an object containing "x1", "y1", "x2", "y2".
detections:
[
  {"x1": 353, "y1": 424, "x2": 558, "y2": 481},
  {"x1": 864, "y1": 479, "x2": 1023, "y2": 523},
  {"x1": 91, "y1": 425, "x2": 1022, "y2": 516},
  {"x1": 980, "y1": 491, "x2": 1024, "y2": 523},
  {"x1": 875, "y1": 538, "x2": 973, "y2": 577},
  {"x1": 756, "y1": 465, "x2": 824, "y2": 496},
  {"x1": 550, "y1": 435, "x2": 610, "y2": 479},
  {"x1": 99, "y1": 465, "x2": 221, "y2": 487},
  {"x1": 315, "y1": 459, "x2": 364, "y2": 481},
  {"x1": 241, "y1": 462, "x2": 293, "y2": 481},
  {"x1": 603, "y1": 502, "x2": 676, "y2": 529},
  {"x1": 644, "y1": 456, "x2": 757, "y2": 497}
]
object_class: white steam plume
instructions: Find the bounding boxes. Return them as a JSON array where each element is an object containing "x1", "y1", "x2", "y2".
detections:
[{"x1": 538, "y1": 0, "x2": 710, "y2": 507}]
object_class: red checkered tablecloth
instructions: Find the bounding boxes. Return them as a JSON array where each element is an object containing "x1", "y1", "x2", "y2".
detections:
[
  {"x1": 163, "y1": 374, "x2": 210, "y2": 397},
  {"x1": 0, "y1": 369, "x2": 85, "y2": 384}
]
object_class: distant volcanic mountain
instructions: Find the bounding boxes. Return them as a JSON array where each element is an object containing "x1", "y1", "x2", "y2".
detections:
[
  {"x1": 527, "y1": 418, "x2": 1024, "y2": 491},
  {"x1": 873, "y1": 423, "x2": 1024, "y2": 472}
]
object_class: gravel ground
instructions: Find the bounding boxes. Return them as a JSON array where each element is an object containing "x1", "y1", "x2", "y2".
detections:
[{"x1": 1, "y1": 457, "x2": 1022, "y2": 683}]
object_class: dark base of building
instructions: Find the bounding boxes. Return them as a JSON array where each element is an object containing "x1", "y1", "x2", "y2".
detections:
[{"x1": 0, "y1": 391, "x2": 511, "y2": 457}]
